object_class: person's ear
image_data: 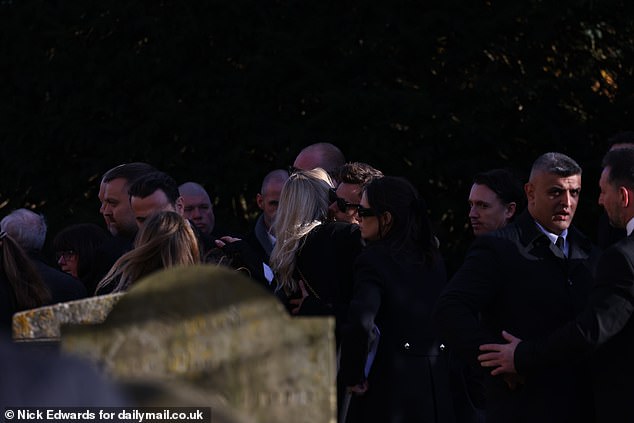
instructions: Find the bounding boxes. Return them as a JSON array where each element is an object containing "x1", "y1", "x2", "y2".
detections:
[
  {"x1": 524, "y1": 183, "x2": 534, "y2": 204},
  {"x1": 619, "y1": 186, "x2": 630, "y2": 208},
  {"x1": 505, "y1": 202, "x2": 517, "y2": 220},
  {"x1": 175, "y1": 196, "x2": 184, "y2": 215},
  {"x1": 256, "y1": 193, "x2": 264, "y2": 210},
  {"x1": 380, "y1": 211, "x2": 393, "y2": 235}
]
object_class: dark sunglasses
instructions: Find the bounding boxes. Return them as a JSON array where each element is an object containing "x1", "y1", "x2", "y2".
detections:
[
  {"x1": 329, "y1": 188, "x2": 361, "y2": 213},
  {"x1": 356, "y1": 206, "x2": 378, "y2": 218}
]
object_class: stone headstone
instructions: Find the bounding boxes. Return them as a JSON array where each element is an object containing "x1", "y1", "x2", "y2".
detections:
[
  {"x1": 62, "y1": 264, "x2": 336, "y2": 423},
  {"x1": 12, "y1": 293, "x2": 124, "y2": 343}
]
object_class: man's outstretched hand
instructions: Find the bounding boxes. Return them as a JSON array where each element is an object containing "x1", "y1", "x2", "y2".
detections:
[{"x1": 478, "y1": 330, "x2": 521, "y2": 376}]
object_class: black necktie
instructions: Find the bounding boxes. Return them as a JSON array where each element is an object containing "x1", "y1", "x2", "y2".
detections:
[{"x1": 556, "y1": 236, "x2": 566, "y2": 257}]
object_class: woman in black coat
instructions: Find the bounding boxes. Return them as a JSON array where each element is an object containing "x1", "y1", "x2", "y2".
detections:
[
  {"x1": 340, "y1": 176, "x2": 454, "y2": 423},
  {"x1": 269, "y1": 168, "x2": 362, "y2": 344}
]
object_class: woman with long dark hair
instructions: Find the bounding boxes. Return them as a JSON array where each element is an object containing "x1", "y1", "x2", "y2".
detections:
[
  {"x1": 0, "y1": 231, "x2": 50, "y2": 331},
  {"x1": 340, "y1": 176, "x2": 454, "y2": 423},
  {"x1": 53, "y1": 223, "x2": 110, "y2": 295}
]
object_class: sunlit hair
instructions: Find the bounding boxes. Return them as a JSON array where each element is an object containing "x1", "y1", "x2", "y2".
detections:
[
  {"x1": 529, "y1": 152, "x2": 582, "y2": 180},
  {"x1": 270, "y1": 168, "x2": 334, "y2": 293},
  {"x1": 102, "y1": 162, "x2": 155, "y2": 184},
  {"x1": 95, "y1": 211, "x2": 200, "y2": 293},
  {"x1": 0, "y1": 232, "x2": 50, "y2": 310},
  {"x1": 335, "y1": 162, "x2": 383, "y2": 189}
]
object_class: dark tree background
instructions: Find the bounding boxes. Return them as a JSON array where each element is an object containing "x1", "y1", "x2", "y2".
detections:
[{"x1": 1, "y1": 0, "x2": 633, "y2": 273}]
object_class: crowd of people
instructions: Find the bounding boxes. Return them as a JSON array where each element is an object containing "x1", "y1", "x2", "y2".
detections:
[{"x1": 1, "y1": 135, "x2": 634, "y2": 422}]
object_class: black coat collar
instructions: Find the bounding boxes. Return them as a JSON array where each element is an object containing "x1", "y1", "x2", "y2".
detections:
[{"x1": 511, "y1": 210, "x2": 594, "y2": 260}]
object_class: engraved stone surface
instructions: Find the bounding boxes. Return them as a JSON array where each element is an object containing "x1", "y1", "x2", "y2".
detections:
[
  {"x1": 62, "y1": 264, "x2": 336, "y2": 423},
  {"x1": 12, "y1": 293, "x2": 124, "y2": 342}
]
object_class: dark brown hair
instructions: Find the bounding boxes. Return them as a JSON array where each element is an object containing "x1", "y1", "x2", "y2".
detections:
[
  {"x1": 365, "y1": 176, "x2": 437, "y2": 265},
  {"x1": 0, "y1": 232, "x2": 50, "y2": 310}
]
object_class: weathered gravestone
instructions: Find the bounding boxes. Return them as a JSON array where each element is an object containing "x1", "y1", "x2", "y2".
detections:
[
  {"x1": 12, "y1": 293, "x2": 125, "y2": 343},
  {"x1": 61, "y1": 264, "x2": 337, "y2": 423}
]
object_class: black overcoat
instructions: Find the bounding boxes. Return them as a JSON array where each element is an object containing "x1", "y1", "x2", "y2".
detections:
[
  {"x1": 341, "y1": 242, "x2": 454, "y2": 423},
  {"x1": 434, "y1": 211, "x2": 600, "y2": 423}
]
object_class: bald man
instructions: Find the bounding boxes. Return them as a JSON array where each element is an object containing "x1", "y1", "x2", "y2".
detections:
[
  {"x1": 245, "y1": 169, "x2": 289, "y2": 265},
  {"x1": 292, "y1": 142, "x2": 345, "y2": 177},
  {"x1": 179, "y1": 181, "x2": 216, "y2": 238}
]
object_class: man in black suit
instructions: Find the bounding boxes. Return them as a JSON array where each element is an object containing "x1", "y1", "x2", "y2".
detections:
[
  {"x1": 244, "y1": 169, "x2": 289, "y2": 268},
  {"x1": 434, "y1": 152, "x2": 599, "y2": 423},
  {"x1": 478, "y1": 147, "x2": 634, "y2": 423},
  {"x1": 596, "y1": 131, "x2": 634, "y2": 249},
  {"x1": 95, "y1": 162, "x2": 155, "y2": 284}
]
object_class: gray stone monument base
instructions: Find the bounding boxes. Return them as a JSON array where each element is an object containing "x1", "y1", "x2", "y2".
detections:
[{"x1": 62, "y1": 264, "x2": 336, "y2": 423}]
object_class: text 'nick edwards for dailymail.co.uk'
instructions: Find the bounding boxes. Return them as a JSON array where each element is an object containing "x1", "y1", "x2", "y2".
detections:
[{"x1": 3, "y1": 407, "x2": 211, "y2": 423}]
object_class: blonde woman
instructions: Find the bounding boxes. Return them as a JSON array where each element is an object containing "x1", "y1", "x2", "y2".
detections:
[
  {"x1": 95, "y1": 211, "x2": 200, "y2": 295},
  {"x1": 270, "y1": 168, "x2": 362, "y2": 335}
]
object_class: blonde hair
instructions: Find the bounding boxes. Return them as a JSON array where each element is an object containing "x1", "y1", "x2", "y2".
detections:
[
  {"x1": 269, "y1": 168, "x2": 333, "y2": 293},
  {"x1": 96, "y1": 211, "x2": 200, "y2": 293}
]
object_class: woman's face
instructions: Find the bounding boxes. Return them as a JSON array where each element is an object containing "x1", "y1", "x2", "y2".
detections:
[
  {"x1": 358, "y1": 191, "x2": 380, "y2": 241},
  {"x1": 57, "y1": 250, "x2": 79, "y2": 278}
]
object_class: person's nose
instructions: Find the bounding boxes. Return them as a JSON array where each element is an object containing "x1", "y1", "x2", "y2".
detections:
[
  {"x1": 561, "y1": 191, "x2": 573, "y2": 208},
  {"x1": 469, "y1": 206, "x2": 478, "y2": 218}
]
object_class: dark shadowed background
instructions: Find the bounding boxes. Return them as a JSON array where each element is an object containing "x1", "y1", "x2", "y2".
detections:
[{"x1": 1, "y1": 0, "x2": 632, "y2": 274}]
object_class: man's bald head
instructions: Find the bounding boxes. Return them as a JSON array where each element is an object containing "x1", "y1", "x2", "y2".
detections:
[{"x1": 292, "y1": 142, "x2": 345, "y2": 174}]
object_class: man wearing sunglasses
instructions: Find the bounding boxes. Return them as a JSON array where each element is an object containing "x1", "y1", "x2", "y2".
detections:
[{"x1": 328, "y1": 162, "x2": 383, "y2": 224}]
